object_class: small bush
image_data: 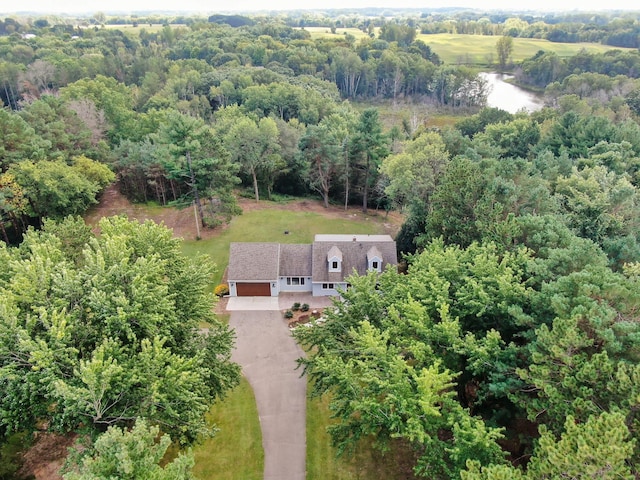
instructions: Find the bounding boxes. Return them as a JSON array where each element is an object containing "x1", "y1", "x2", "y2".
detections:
[
  {"x1": 284, "y1": 310, "x2": 294, "y2": 319},
  {"x1": 301, "y1": 303, "x2": 309, "y2": 312},
  {"x1": 292, "y1": 302, "x2": 301, "y2": 311},
  {"x1": 214, "y1": 284, "x2": 229, "y2": 296}
]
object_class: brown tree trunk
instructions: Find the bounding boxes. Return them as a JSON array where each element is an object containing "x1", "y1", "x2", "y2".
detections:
[
  {"x1": 251, "y1": 169, "x2": 260, "y2": 202},
  {"x1": 362, "y1": 155, "x2": 369, "y2": 214},
  {"x1": 0, "y1": 220, "x2": 9, "y2": 244}
]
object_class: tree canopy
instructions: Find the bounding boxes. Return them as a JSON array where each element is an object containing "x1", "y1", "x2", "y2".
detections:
[{"x1": 0, "y1": 216, "x2": 240, "y2": 446}]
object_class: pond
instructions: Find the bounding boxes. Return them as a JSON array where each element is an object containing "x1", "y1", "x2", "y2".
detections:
[{"x1": 480, "y1": 72, "x2": 543, "y2": 113}]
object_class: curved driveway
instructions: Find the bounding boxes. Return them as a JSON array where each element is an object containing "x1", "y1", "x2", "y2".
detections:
[{"x1": 227, "y1": 294, "x2": 333, "y2": 480}]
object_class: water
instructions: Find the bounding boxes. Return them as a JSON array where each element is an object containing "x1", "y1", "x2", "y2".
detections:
[{"x1": 479, "y1": 72, "x2": 543, "y2": 114}]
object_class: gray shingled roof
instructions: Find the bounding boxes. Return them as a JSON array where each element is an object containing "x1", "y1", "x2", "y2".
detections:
[
  {"x1": 312, "y1": 237, "x2": 398, "y2": 283},
  {"x1": 315, "y1": 234, "x2": 393, "y2": 242},
  {"x1": 279, "y1": 244, "x2": 312, "y2": 277},
  {"x1": 367, "y1": 246, "x2": 382, "y2": 261},
  {"x1": 228, "y1": 236, "x2": 398, "y2": 283},
  {"x1": 228, "y1": 243, "x2": 280, "y2": 281},
  {"x1": 327, "y1": 245, "x2": 342, "y2": 261}
]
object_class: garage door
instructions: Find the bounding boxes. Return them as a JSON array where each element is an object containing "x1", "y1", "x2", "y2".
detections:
[{"x1": 236, "y1": 283, "x2": 271, "y2": 296}]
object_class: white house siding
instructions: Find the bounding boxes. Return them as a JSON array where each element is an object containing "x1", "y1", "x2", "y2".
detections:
[
  {"x1": 279, "y1": 276, "x2": 313, "y2": 293},
  {"x1": 312, "y1": 282, "x2": 347, "y2": 297}
]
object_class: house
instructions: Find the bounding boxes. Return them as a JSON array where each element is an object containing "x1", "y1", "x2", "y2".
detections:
[{"x1": 227, "y1": 234, "x2": 398, "y2": 297}]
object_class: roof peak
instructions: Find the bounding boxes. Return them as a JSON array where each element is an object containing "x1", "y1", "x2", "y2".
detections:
[{"x1": 314, "y1": 234, "x2": 393, "y2": 242}]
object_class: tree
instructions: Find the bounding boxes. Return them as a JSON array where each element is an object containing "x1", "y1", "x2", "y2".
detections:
[
  {"x1": 380, "y1": 131, "x2": 449, "y2": 213},
  {"x1": 64, "y1": 419, "x2": 195, "y2": 480},
  {"x1": 158, "y1": 111, "x2": 241, "y2": 227},
  {"x1": 295, "y1": 240, "x2": 534, "y2": 478},
  {"x1": 0, "y1": 109, "x2": 44, "y2": 168},
  {"x1": 60, "y1": 75, "x2": 138, "y2": 143},
  {"x1": 425, "y1": 156, "x2": 486, "y2": 247},
  {"x1": 476, "y1": 118, "x2": 540, "y2": 159},
  {"x1": 463, "y1": 412, "x2": 635, "y2": 480},
  {"x1": 554, "y1": 165, "x2": 639, "y2": 246},
  {"x1": 224, "y1": 115, "x2": 281, "y2": 202},
  {"x1": 299, "y1": 123, "x2": 342, "y2": 207},
  {"x1": 0, "y1": 217, "x2": 240, "y2": 444},
  {"x1": 349, "y1": 109, "x2": 389, "y2": 213},
  {"x1": 255, "y1": 117, "x2": 284, "y2": 200},
  {"x1": 496, "y1": 36, "x2": 513, "y2": 71},
  {"x1": 0, "y1": 172, "x2": 27, "y2": 242},
  {"x1": 330, "y1": 47, "x2": 364, "y2": 98},
  {"x1": 8, "y1": 157, "x2": 114, "y2": 222}
]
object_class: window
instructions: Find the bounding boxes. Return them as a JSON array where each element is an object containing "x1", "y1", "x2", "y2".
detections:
[
  {"x1": 286, "y1": 277, "x2": 305, "y2": 286},
  {"x1": 322, "y1": 283, "x2": 335, "y2": 289},
  {"x1": 372, "y1": 261, "x2": 378, "y2": 269},
  {"x1": 328, "y1": 247, "x2": 342, "y2": 272}
]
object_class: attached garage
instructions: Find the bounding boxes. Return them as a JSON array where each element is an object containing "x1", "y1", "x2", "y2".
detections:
[
  {"x1": 236, "y1": 282, "x2": 272, "y2": 297},
  {"x1": 227, "y1": 243, "x2": 281, "y2": 297}
]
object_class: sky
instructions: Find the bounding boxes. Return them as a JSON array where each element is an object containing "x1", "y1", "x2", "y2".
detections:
[{"x1": 2, "y1": 0, "x2": 638, "y2": 14}]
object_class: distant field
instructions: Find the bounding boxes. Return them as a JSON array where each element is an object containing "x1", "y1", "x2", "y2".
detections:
[
  {"x1": 103, "y1": 23, "x2": 185, "y2": 34},
  {"x1": 418, "y1": 33, "x2": 633, "y2": 65},
  {"x1": 301, "y1": 26, "x2": 372, "y2": 41},
  {"x1": 299, "y1": 27, "x2": 631, "y2": 66}
]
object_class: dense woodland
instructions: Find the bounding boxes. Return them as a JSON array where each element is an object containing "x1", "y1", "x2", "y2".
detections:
[{"x1": 2, "y1": 7, "x2": 640, "y2": 479}]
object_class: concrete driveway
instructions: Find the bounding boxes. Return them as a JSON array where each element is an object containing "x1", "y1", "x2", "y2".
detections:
[
  {"x1": 227, "y1": 294, "x2": 336, "y2": 479},
  {"x1": 229, "y1": 309, "x2": 307, "y2": 480}
]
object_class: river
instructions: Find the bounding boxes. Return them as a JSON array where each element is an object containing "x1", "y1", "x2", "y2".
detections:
[{"x1": 479, "y1": 72, "x2": 543, "y2": 113}]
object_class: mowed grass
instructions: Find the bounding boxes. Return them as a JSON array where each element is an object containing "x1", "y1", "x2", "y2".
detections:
[
  {"x1": 307, "y1": 394, "x2": 418, "y2": 480},
  {"x1": 191, "y1": 378, "x2": 263, "y2": 480},
  {"x1": 181, "y1": 204, "x2": 389, "y2": 286},
  {"x1": 416, "y1": 33, "x2": 633, "y2": 66}
]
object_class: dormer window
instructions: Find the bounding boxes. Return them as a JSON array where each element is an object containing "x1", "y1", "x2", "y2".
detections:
[
  {"x1": 327, "y1": 246, "x2": 342, "y2": 273},
  {"x1": 367, "y1": 247, "x2": 383, "y2": 273}
]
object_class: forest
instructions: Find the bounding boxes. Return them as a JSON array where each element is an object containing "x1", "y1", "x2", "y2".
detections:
[{"x1": 2, "y1": 6, "x2": 640, "y2": 479}]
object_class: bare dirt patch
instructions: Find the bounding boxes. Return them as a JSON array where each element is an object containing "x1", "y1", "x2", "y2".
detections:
[
  {"x1": 85, "y1": 185, "x2": 403, "y2": 241},
  {"x1": 85, "y1": 183, "x2": 209, "y2": 240},
  {"x1": 17, "y1": 432, "x2": 78, "y2": 480}
]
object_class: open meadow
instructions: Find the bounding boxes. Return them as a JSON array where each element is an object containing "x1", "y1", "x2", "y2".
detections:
[
  {"x1": 417, "y1": 33, "x2": 632, "y2": 65},
  {"x1": 301, "y1": 27, "x2": 632, "y2": 66}
]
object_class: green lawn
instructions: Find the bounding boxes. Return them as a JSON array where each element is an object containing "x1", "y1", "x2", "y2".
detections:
[
  {"x1": 307, "y1": 393, "x2": 418, "y2": 480},
  {"x1": 192, "y1": 378, "x2": 263, "y2": 480},
  {"x1": 417, "y1": 33, "x2": 633, "y2": 66},
  {"x1": 181, "y1": 203, "x2": 390, "y2": 286}
]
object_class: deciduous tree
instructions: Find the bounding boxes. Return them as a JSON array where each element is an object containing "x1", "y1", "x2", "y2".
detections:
[{"x1": 495, "y1": 36, "x2": 513, "y2": 71}]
